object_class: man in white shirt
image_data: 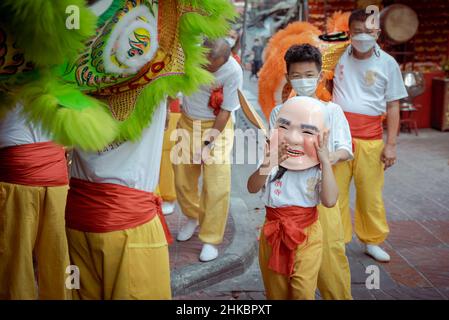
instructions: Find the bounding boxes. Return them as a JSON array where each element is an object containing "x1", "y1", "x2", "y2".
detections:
[
  {"x1": 173, "y1": 38, "x2": 243, "y2": 262},
  {"x1": 0, "y1": 104, "x2": 70, "y2": 299},
  {"x1": 269, "y1": 44, "x2": 353, "y2": 300},
  {"x1": 332, "y1": 9, "x2": 408, "y2": 262}
]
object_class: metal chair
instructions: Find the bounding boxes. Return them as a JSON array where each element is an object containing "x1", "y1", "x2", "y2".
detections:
[{"x1": 398, "y1": 101, "x2": 419, "y2": 136}]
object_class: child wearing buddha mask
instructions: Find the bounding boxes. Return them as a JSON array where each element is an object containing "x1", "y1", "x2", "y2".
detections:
[
  {"x1": 247, "y1": 96, "x2": 339, "y2": 300},
  {"x1": 269, "y1": 44, "x2": 353, "y2": 300}
]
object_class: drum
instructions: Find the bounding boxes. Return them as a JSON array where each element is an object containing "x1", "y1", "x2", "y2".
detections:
[{"x1": 380, "y1": 4, "x2": 419, "y2": 44}]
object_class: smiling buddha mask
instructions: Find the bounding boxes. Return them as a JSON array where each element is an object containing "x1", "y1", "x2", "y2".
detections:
[{"x1": 271, "y1": 96, "x2": 327, "y2": 170}]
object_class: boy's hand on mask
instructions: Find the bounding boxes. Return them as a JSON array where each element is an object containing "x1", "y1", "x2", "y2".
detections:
[
  {"x1": 314, "y1": 130, "x2": 330, "y2": 164},
  {"x1": 277, "y1": 141, "x2": 289, "y2": 166},
  {"x1": 261, "y1": 140, "x2": 288, "y2": 174}
]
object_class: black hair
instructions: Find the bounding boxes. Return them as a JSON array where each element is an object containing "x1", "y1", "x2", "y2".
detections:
[
  {"x1": 270, "y1": 166, "x2": 288, "y2": 182},
  {"x1": 348, "y1": 9, "x2": 371, "y2": 28},
  {"x1": 284, "y1": 44, "x2": 322, "y2": 73}
]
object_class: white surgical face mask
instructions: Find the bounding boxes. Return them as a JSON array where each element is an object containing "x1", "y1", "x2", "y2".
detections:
[
  {"x1": 290, "y1": 78, "x2": 319, "y2": 97},
  {"x1": 351, "y1": 33, "x2": 376, "y2": 53},
  {"x1": 224, "y1": 37, "x2": 236, "y2": 48}
]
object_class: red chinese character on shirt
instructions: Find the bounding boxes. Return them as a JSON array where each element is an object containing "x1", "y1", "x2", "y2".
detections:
[{"x1": 274, "y1": 180, "x2": 282, "y2": 188}]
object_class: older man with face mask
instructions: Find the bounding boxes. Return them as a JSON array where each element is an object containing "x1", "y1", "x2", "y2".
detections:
[
  {"x1": 173, "y1": 38, "x2": 243, "y2": 262},
  {"x1": 332, "y1": 9, "x2": 408, "y2": 262}
]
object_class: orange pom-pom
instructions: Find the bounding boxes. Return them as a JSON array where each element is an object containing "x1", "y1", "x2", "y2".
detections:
[
  {"x1": 208, "y1": 87, "x2": 224, "y2": 116},
  {"x1": 326, "y1": 11, "x2": 350, "y2": 33}
]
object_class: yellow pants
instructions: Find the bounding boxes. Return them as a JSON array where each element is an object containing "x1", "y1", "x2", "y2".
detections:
[
  {"x1": 158, "y1": 113, "x2": 182, "y2": 202},
  {"x1": 0, "y1": 182, "x2": 70, "y2": 300},
  {"x1": 259, "y1": 220, "x2": 322, "y2": 300},
  {"x1": 333, "y1": 138, "x2": 389, "y2": 244},
  {"x1": 66, "y1": 216, "x2": 171, "y2": 300},
  {"x1": 317, "y1": 203, "x2": 352, "y2": 300},
  {"x1": 173, "y1": 113, "x2": 234, "y2": 245}
]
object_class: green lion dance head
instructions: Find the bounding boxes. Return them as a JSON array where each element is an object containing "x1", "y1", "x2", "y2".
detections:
[{"x1": 0, "y1": 0, "x2": 236, "y2": 150}]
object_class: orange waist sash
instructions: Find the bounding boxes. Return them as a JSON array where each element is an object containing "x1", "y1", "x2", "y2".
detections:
[
  {"x1": 264, "y1": 205, "x2": 318, "y2": 276},
  {"x1": 0, "y1": 142, "x2": 68, "y2": 187},
  {"x1": 66, "y1": 178, "x2": 173, "y2": 243},
  {"x1": 344, "y1": 112, "x2": 383, "y2": 140}
]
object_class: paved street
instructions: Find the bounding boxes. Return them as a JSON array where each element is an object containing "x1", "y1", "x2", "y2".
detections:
[{"x1": 170, "y1": 71, "x2": 449, "y2": 300}]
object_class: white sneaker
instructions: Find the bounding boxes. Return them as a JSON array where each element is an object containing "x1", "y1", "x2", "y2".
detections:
[
  {"x1": 199, "y1": 243, "x2": 218, "y2": 262},
  {"x1": 162, "y1": 201, "x2": 176, "y2": 215},
  {"x1": 365, "y1": 244, "x2": 390, "y2": 262},
  {"x1": 176, "y1": 218, "x2": 198, "y2": 241}
]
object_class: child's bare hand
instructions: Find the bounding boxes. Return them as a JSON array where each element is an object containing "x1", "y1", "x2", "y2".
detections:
[
  {"x1": 261, "y1": 139, "x2": 289, "y2": 173},
  {"x1": 277, "y1": 141, "x2": 289, "y2": 165},
  {"x1": 314, "y1": 130, "x2": 330, "y2": 164}
]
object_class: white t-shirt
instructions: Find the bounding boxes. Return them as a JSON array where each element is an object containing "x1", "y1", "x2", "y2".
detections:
[
  {"x1": 333, "y1": 45, "x2": 408, "y2": 116},
  {"x1": 182, "y1": 56, "x2": 243, "y2": 120},
  {"x1": 260, "y1": 165, "x2": 321, "y2": 208},
  {"x1": 0, "y1": 104, "x2": 50, "y2": 148},
  {"x1": 70, "y1": 101, "x2": 166, "y2": 193},
  {"x1": 269, "y1": 101, "x2": 353, "y2": 157}
]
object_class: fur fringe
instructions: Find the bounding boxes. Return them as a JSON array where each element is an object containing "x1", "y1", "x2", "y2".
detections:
[
  {"x1": 0, "y1": 0, "x2": 97, "y2": 67},
  {"x1": 19, "y1": 77, "x2": 118, "y2": 151}
]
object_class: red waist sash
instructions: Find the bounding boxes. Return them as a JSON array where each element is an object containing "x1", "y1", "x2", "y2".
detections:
[
  {"x1": 344, "y1": 112, "x2": 383, "y2": 140},
  {"x1": 66, "y1": 178, "x2": 173, "y2": 243},
  {"x1": 264, "y1": 205, "x2": 318, "y2": 276},
  {"x1": 0, "y1": 142, "x2": 68, "y2": 186}
]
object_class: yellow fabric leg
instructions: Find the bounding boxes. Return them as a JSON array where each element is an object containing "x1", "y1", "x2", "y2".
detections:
[
  {"x1": 199, "y1": 162, "x2": 231, "y2": 244},
  {"x1": 159, "y1": 113, "x2": 181, "y2": 202},
  {"x1": 0, "y1": 182, "x2": 70, "y2": 300},
  {"x1": 173, "y1": 114, "x2": 203, "y2": 220},
  {"x1": 353, "y1": 139, "x2": 389, "y2": 245},
  {"x1": 317, "y1": 203, "x2": 352, "y2": 300},
  {"x1": 259, "y1": 220, "x2": 322, "y2": 300},
  {"x1": 66, "y1": 216, "x2": 171, "y2": 300},
  {"x1": 333, "y1": 159, "x2": 354, "y2": 243},
  {"x1": 173, "y1": 162, "x2": 202, "y2": 220},
  {"x1": 259, "y1": 230, "x2": 289, "y2": 300},
  {"x1": 173, "y1": 113, "x2": 233, "y2": 244}
]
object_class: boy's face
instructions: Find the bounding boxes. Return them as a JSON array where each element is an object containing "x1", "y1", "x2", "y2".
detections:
[
  {"x1": 286, "y1": 61, "x2": 320, "y2": 84},
  {"x1": 229, "y1": 29, "x2": 239, "y2": 42}
]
